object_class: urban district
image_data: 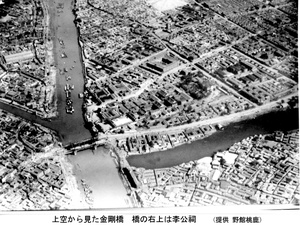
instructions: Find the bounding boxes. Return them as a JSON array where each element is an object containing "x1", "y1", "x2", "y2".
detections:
[{"x1": 0, "y1": 0, "x2": 298, "y2": 210}]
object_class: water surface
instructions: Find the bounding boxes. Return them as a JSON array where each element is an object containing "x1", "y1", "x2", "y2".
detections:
[{"x1": 127, "y1": 108, "x2": 299, "y2": 169}]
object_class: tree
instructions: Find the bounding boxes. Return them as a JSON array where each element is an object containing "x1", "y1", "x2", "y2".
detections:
[{"x1": 220, "y1": 158, "x2": 226, "y2": 166}]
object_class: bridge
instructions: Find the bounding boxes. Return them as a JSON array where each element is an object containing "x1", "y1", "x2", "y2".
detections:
[{"x1": 64, "y1": 138, "x2": 107, "y2": 155}]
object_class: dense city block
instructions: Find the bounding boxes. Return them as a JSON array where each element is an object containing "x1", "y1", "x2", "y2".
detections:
[
  {"x1": 0, "y1": 0, "x2": 298, "y2": 211},
  {"x1": 126, "y1": 130, "x2": 299, "y2": 207},
  {"x1": 72, "y1": 0, "x2": 297, "y2": 138},
  {"x1": 0, "y1": 0, "x2": 57, "y2": 118}
]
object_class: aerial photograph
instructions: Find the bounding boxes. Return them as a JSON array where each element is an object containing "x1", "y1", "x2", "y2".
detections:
[{"x1": 0, "y1": 0, "x2": 299, "y2": 215}]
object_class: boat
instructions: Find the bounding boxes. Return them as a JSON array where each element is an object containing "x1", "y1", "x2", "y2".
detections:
[
  {"x1": 66, "y1": 90, "x2": 71, "y2": 98},
  {"x1": 216, "y1": 124, "x2": 224, "y2": 130},
  {"x1": 64, "y1": 83, "x2": 70, "y2": 91},
  {"x1": 66, "y1": 105, "x2": 74, "y2": 114},
  {"x1": 66, "y1": 98, "x2": 73, "y2": 106},
  {"x1": 61, "y1": 52, "x2": 67, "y2": 58}
]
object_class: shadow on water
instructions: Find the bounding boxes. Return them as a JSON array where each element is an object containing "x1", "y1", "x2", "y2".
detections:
[{"x1": 127, "y1": 108, "x2": 299, "y2": 169}]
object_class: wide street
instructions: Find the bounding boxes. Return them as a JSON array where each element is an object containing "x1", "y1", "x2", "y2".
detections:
[{"x1": 99, "y1": 93, "x2": 297, "y2": 140}]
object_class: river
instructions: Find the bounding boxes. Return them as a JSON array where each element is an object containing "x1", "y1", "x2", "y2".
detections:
[
  {"x1": 1, "y1": 0, "x2": 92, "y2": 146},
  {"x1": 50, "y1": 0, "x2": 130, "y2": 208},
  {"x1": 45, "y1": 0, "x2": 93, "y2": 145},
  {"x1": 1, "y1": 0, "x2": 298, "y2": 209},
  {"x1": 0, "y1": 0, "x2": 92, "y2": 145},
  {"x1": 127, "y1": 108, "x2": 299, "y2": 169},
  {"x1": 67, "y1": 147, "x2": 131, "y2": 209}
]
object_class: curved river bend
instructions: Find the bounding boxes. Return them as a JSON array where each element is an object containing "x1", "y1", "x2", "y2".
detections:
[{"x1": 127, "y1": 108, "x2": 299, "y2": 169}]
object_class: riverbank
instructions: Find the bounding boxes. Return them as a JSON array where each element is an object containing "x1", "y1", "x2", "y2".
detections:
[
  {"x1": 127, "y1": 108, "x2": 299, "y2": 169},
  {"x1": 56, "y1": 149, "x2": 87, "y2": 209},
  {"x1": 132, "y1": 129, "x2": 299, "y2": 207}
]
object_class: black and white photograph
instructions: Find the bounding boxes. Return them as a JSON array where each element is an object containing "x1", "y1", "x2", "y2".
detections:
[{"x1": 0, "y1": 0, "x2": 298, "y2": 224}]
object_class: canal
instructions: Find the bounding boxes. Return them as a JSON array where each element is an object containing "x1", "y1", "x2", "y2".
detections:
[{"x1": 127, "y1": 108, "x2": 299, "y2": 169}]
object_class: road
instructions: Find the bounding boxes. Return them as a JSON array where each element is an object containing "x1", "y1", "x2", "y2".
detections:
[
  {"x1": 100, "y1": 93, "x2": 296, "y2": 139},
  {"x1": 90, "y1": 3, "x2": 297, "y2": 141}
]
